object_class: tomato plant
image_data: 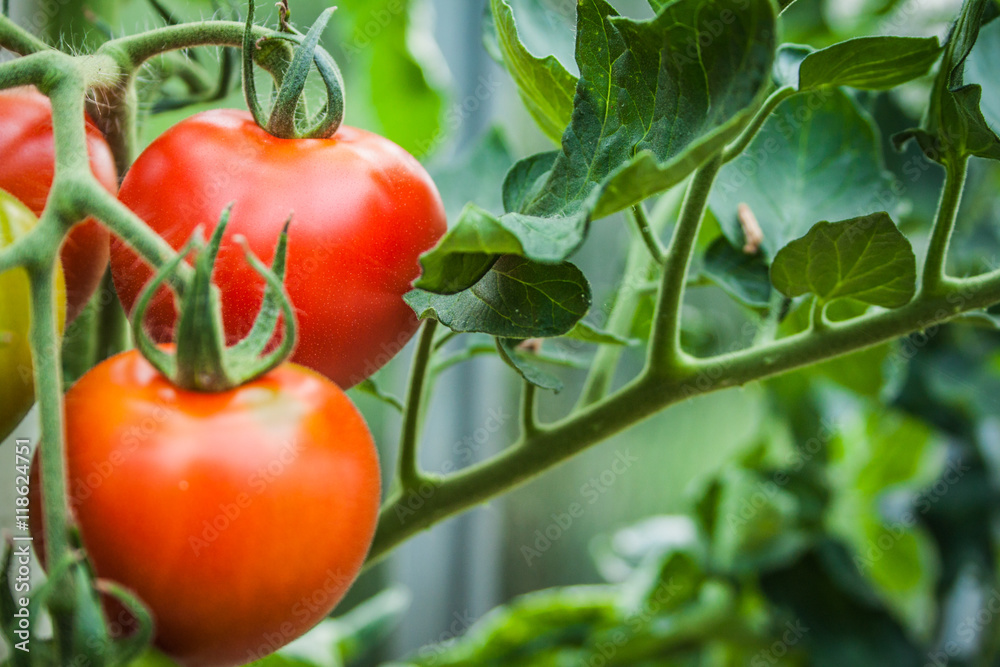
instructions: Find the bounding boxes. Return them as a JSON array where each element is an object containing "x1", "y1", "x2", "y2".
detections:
[
  {"x1": 0, "y1": 87, "x2": 116, "y2": 322},
  {"x1": 0, "y1": 189, "x2": 64, "y2": 440},
  {"x1": 110, "y1": 109, "x2": 446, "y2": 389},
  {"x1": 5, "y1": 0, "x2": 1000, "y2": 665}
]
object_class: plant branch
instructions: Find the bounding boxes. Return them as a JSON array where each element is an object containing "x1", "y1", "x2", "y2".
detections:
[
  {"x1": 576, "y1": 191, "x2": 680, "y2": 409},
  {"x1": 105, "y1": 21, "x2": 292, "y2": 69},
  {"x1": 921, "y1": 154, "x2": 969, "y2": 295},
  {"x1": 520, "y1": 380, "x2": 540, "y2": 437},
  {"x1": 367, "y1": 268, "x2": 1000, "y2": 566},
  {"x1": 28, "y1": 256, "x2": 76, "y2": 617},
  {"x1": 630, "y1": 203, "x2": 665, "y2": 264},
  {"x1": 0, "y1": 14, "x2": 52, "y2": 55},
  {"x1": 395, "y1": 319, "x2": 437, "y2": 491},
  {"x1": 647, "y1": 155, "x2": 722, "y2": 375}
]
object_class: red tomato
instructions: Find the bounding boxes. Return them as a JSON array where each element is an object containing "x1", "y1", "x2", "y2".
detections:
[
  {"x1": 0, "y1": 88, "x2": 117, "y2": 322},
  {"x1": 33, "y1": 349, "x2": 380, "y2": 667},
  {"x1": 110, "y1": 109, "x2": 446, "y2": 388}
]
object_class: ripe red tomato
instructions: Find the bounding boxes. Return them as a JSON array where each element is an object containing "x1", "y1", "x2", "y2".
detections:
[
  {"x1": 110, "y1": 109, "x2": 447, "y2": 388},
  {"x1": 0, "y1": 87, "x2": 117, "y2": 322},
  {"x1": 33, "y1": 349, "x2": 380, "y2": 667}
]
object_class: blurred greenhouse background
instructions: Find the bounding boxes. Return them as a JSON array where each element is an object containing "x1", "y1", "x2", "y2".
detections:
[{"x1": 8, "y1": 0, "x2": 1000, "y2": 664}]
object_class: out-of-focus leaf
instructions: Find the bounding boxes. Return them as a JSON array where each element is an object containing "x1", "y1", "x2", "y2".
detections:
[
  {"x1": 487, "y1": 0, "x2": 577, "y2": 144},
  {"x1": 711, "y1": 90, "x2": 895, "y2": 260},
  {"x1": 826, "y1": 410, "x2": 946, "y2": 639},
  {"x1": 701, "y1": 236, "x2": 772, "y2": 308},
  {"x1": 397, "y1": 586, "x2": 620, "y2": 665},
  {"x1": 790, "y1": 36, "x2": 940, "y2": 91},
  {"x1": 893, "y1": 0, "x2": 1000, "y2": 163},
  {"x1": 964, "y1": 15, "x2": 1000, "y2": 130},
  {"x1": 430, "y1": 127, "x2": 515, "y2": 220},
  {"x1": 339, "y1": 0, "x2": 445, "y2": 158}
]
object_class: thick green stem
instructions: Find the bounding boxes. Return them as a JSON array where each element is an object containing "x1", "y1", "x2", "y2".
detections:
[
  {"x1": 367, "y1": 268, "x2": 1000, "y2": 565},
  {"x1": 647, "y1": 155, "x2": 722, "y2": 375},
  {"x1": 921, "y1": 155, "x2": 968, "y2": 295},
  {"x1": 396, "y1": 319, "x2": 437, "y2": 490}
]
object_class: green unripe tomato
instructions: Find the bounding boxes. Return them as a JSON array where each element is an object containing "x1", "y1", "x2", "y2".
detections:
[{"x1": 0, "y1": 188, "x2": 65, "y2": 440}]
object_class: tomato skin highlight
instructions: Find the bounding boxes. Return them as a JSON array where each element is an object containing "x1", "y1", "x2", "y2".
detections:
[
  {"x1": 34, "y1": 350, "x2": 381, "y2": 667},
  {"x1": 0, "y1": 88, "x2": 117, "y2": 322},
  {"x1": 110, "y1": 109, "x2": 447, "y2": 388},
  {"x1": 0, "y1": 190, "x2": 66, "y2": 440}
]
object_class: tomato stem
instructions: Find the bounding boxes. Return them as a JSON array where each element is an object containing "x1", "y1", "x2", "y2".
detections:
[
  {"x1": 396, "y1": 319, "x2": 437, "y2": 491},
  {"x1": 241, "y1": 1, "x2": 345, "y2": 140},
  {"x1": 131, "y1": 209, "x2": 297, "y2": 391}
]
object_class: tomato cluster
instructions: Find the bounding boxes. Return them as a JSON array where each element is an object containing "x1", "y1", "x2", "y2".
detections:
[{"x1": 6, "y1": 83, "x2": 446, "y2": 666}]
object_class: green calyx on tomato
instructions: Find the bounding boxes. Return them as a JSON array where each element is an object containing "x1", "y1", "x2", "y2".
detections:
[
  {"x1": 132, "y1": 205, "x2": 296, "y2": 392},
  {"x1": 0, "y1": 188, "x2": 66, "y2": 441},
  {"x1": 242, "y1": 0, "x2": 345, "y2": 140}
]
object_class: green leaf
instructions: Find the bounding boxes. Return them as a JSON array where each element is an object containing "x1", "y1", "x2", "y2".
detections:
[
  {"x1": 502, "y1": 151, "x2": 559, "y2": 214},
  {"x1": 496, "y1": 338, "x2": 564, "y2": 391},
  {"x1": 709, "y1": 468, "x2": 811, "y2": 573},
  {"x1": 352, "y1": 378, "x2": 404, "y2": 413},
  {"x1": 414, "y1": 204, "x2": 585, "y2": 294},
  {"x1": 562, "y1": 321, "x2": 636, "y2": 346},
  {"x1": 711, "y1": 90, "x2": 894, "y2": 259},
  {"x1": 701, "y1": 236, "x2": 772, "y2": 308},
  {"x1": 794, "y1": 36, "x2": 941, "y2": 91},
  {"x1": 893, "y1": 0, "x2": 1000, "y2": 162},
  {"x1": 966, "y1": 16, "x2": 1000, "y2": 128},
  {"x1": 405, "y1": 256, "x2": 591, "y2": 338},
  {"x1": 826, "y1": 410, "x2": 946, "y2": 639},
  {"x1": 773, "y1": 44, "x2": 811, "y2": 88},
  {"x1": 488, "y1": 0, "x2": 578, "y2": 144},
  {"x1": 430, "y1": 127, "x2": 515, "y2": 220},
  {"x1": 770, "y1": 212, "x2": 916, "y2": 308},
  {"x1": 522, "y1": 0, "x2": 776, "y2": 222}
]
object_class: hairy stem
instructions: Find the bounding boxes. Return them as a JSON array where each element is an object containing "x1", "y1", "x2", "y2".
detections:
[
  {"x1": 28, "y1": 257, "x2": 75, "y2": 615},
  {"x1": 395, "y1": 319, "x2": 437, "y2": 490},
  {"x1": 647, "y1": 155, "x2": 722, "y2": 375},
  {"x1": 921, "y1": 155, "x2": 969, "y2": 295},
  {"x1": 630, "y1": 203, "x2": 665, "y2": 264},
  {"x1": 0, "y1": 14, "x2": 51, "y2": 55}
]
